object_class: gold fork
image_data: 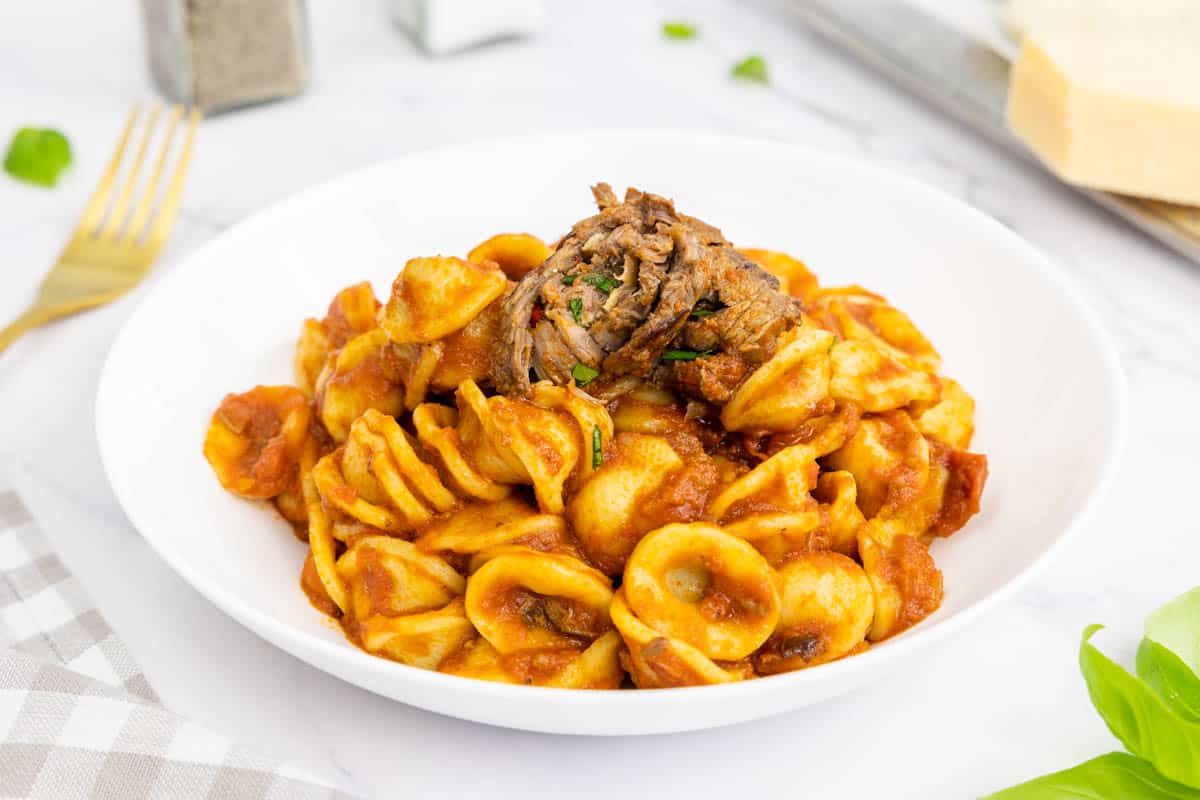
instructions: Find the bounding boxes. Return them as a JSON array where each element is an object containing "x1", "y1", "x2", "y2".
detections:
[{"x1": 0, "y1": 105, "x2": 201, "y2": 355}]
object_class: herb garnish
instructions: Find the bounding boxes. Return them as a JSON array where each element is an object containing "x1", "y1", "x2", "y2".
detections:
[
  {"x1": 985, "y1": 587, "x2": 1200, "y2": 797},
  {"x1": 582, "y1": 273, "x2": 620, "y2": 294},
  {"x1": 571, "y1": 363, "x2": 599, "y2": 386},
  {"x1": 568, "y1": 297, "x2": 584, "y2": 325},
  {"x1": 591, "y1": 425, "x2": 602, "y2": 469},
  {"x1": 689, "y1": 300, "x2": 724, "y2": 319},
  {"x1": 4, "y1": 128, "x2": 72, "y2": 187},
  {"x1": 731, "y1": 55, "x2": 769, "y2": 84},
  {"x1": 661, "y1": 349, "x2": 714, "y2": 362},
  {"x1": 662, "y1": 21, "x2": 697, "y2": 39},
  {"x1": 561, "y1": 273, "x2": 577, "y2": 286}
]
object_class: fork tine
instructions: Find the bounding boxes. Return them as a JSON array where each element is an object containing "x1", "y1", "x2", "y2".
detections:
[
  {"x1": 99, "y1": 105, "x2": 161, "y2": 240},
  {"x1": 122, "y1": 106, "x2": 183, "y2": 243},
  {"x1": 76, "y1": 106, "x2": 140, "y2": 236},
  {"x1": 143, "y1": 108, "x2": 201, "y2": 254}
]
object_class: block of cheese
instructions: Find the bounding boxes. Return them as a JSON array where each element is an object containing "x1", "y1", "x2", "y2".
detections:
[{"x1": 1004, "y1": 2, "x2": 1200, "y2": 205}]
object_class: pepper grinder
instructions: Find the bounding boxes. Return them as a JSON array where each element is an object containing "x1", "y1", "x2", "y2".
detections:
[{"x1": 140, "y1": 0, "x2": 311, "y2": 114}]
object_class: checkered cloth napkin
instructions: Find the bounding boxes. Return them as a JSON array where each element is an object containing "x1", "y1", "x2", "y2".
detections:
[{"x1": 0, "y1": 484, "x2": 355, "y2": 799}]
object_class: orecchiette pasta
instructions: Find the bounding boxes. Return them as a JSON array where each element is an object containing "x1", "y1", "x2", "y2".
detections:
[
  {"x1": 315, "y1": 328, "x2": 407, "y2": 442},
  {"x1": 415, "y1": 496, "x2": 579, "y2": 562},
  {"x1": 829, "y1": 338, "x2": 940, "y2": 412},
  {"x1": 312, "y1": 408, "x2": 456, "y2": 534},
  {"x1": 610, "y1": 589, "x2": 754, "y2": 688},
  {"x1": 337, "y1": 536, "x2": 473, "y2": 668},
  {"x1": 454, "y1": 548, "x2": 623, "y2": 687},
  {"x1": 204, "y1": 197, "x2": 989, "y2": 692},
  {"x1": 857, "y1": 522, "x2": 944, "y2": 642},
  {"x1": 754, "y1": 551, "x2": 874, "y2": 674},
  {"x1": 464, "y1": 548, "x2": 614, "y2": 653},
  {"x1": 622, "y1": 524, "x2": 781, "y2": 662},
  {"x1": 567, "y1": 432, "x2": 684, "y2": 574},
  {"x1": 467, "y1": 233, "x2": 552, "y2": 281},
  {"x1": 427, "y1": 299, "x2": 503, "y2": 393},
  {"x1": 722, "y1": 326, "x2": 835, "y2": 433},
  {"x1": 356, "y1": 599, "x2": 476, "y2": 670},
  {"x1": 443, "y1": 378, "x2": 587, "y2": 514},
  {"x1": 807, "y1": 286, "x2": 941, "y2": 373},
  {"x1": 381, "y1": 256, "x2": 507, "y2": 344},
  {"x1": 812, "y1": 471, "x2": 867, "y2": 557},
  {"x1": 910, "y1": 376, "x2": 976, "y2": 450},
  {"x1": 440, "y1": 630, "x2": 624, "y2": 688},
  {"x1": 203, "y1": 385, "x2": 313, "y2": 499},
  {"x1": 295, "y1": 282, "x2": 381, "y2": 396}
]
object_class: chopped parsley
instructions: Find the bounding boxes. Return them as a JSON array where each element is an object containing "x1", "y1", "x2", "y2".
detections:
[
  {"x1": 662, "y1": 21, "x2": 697, "y2": 39},
  {"x1": 582, "y1": 273, "x2": 620, "y2": 294},
  {"x1": 661, "y1": 349, "x2": 715, "y2": 362},
  {"x1": 568, "y1": 297, "x2": 584, "y2": 325},
  {"x1": 732, "y1": 54, "x2": 769, "y2": 84},
  {"x1": 561, "y1": 273, "x2": 577, "y2": 285},
  {"x1": 571, "y1": 363, "x2": 599, "y2": 386},
  {"x1": 592, "y1": 425, "x2": 603, "y2": 469}
]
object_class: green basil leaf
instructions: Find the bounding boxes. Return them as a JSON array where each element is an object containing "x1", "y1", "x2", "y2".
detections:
[
  {"x1": 689, "y1": 308, "x2": 716, "y2": 319},
  {"x1": 3, "y1": 127, "x2": 72, "y2": 187},
  {"x1": 561, "y1": 273, "x2": 577, "y2": 286},
  {"x1": 1146, "y1": 588, "x2": 1200, "y2": 675},
  {"x1": 731, "y1": 55, "x2": 768, "y2": 84},
  {"x1": 662, "y1": 21, "x2": 697, "y2": 39},
  {"x1": 1080, "y1": 625, "x2": 1200, "y2": 788},
  {"x1": 568, "y1": 297, "x2": 584, "y2": 325},
  {"x1": 571, "y1": 363, "x2": 598, "y2": 386},
  {"x1": 983, "y1": 752, "x2": 1200, "y2": 799},
  {"x1": 1139, "y1": 638, "x2": 1200, "y2": 722}
]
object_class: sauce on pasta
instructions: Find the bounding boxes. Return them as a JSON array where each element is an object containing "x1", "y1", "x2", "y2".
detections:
[{"x1": 202, "y1": 184, "x2": 989, "y2": 689}]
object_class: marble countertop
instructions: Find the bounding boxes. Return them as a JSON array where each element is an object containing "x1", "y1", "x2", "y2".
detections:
[{"x1": 2, "y1": 1, "x2": 1198, "y2": 797}]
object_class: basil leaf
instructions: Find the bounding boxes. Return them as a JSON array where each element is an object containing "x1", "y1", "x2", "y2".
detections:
[
  {"x1": 561, "y1": 273, "x2": 577, "y2": 286},
  {"x1": 4, "y1": 127, "x2": 72, "y2": 187},
  {"x1": 731, "y1": 55, "x2": 768, "y2": 84},
  {"x1": 591, "y1": 425, "x2": 602, "y2": 469},
  {"x1": 568, "y1": 297, "x2": 584, "y2": 325},
  {"x1": 581, "y1": 273, "x2": 619, "y2": 294},
  {"x1": 661, "y1": 349, "x2": 713, "y2": 361},
  {"x1": 662, "y1": 21, "x2": 697, "y2": 39},
  {"x1": 1146, "y1": 588, "x2": 1200, "y2": 675},
  {"x1": 689, "y1": 308, "x2": 716, "y2": 319},
  {"x1": 984, "y1": 752, "x2": 1200, "y2": 799},
  {"x1": 571, "y1": 363, "x2": 598, "y2": 386},
  {"x1": 1140, "y1": 638, "x2": 1200, "y2": 723},
  {"x1": 1080, "y1": 625, "x2": 1200, "y2": 788}
]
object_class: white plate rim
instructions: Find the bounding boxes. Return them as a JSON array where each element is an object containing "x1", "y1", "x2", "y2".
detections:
[{"x1": 95, "y1": 130, "x2": 1128, "y2": 721}]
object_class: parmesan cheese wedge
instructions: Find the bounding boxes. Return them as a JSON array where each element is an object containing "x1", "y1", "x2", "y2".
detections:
[{"x1": 1004, "y1": 1, "x2": 1200, "y2": 205}]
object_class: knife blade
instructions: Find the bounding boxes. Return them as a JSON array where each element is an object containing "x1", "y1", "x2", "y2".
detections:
[{"x1": 796, "y1": 0, "x2": 1200, "y2": 264}]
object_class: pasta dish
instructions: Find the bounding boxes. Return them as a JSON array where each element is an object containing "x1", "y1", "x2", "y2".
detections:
[{"x1": 203, "y1": 185, "x2": 988, "y2": 689}]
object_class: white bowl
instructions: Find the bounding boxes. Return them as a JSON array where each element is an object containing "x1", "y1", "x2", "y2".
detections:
[{"x1": 96, "y1": 132, "x2": 1125, "y2": 735}]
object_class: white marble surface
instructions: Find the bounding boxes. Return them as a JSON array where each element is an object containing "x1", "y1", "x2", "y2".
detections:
[{"x1": 1, "y1": 1, "x2": 1198, "y2": 797}]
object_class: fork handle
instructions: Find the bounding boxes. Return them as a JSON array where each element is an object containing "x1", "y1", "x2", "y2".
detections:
[{"x1": 0, "y1": 307, "x2": 58, "y2": 356}]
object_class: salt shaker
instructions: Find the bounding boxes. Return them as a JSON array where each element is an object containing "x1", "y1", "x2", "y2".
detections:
[
  {"x1": 140, "y1": 0, "x2": 311, "y2": 114},
  {"x1": 389, "y1": 0, "x2": 546, "y2": 55}
]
